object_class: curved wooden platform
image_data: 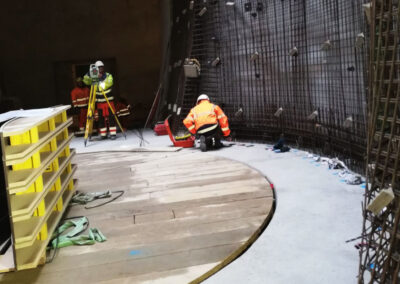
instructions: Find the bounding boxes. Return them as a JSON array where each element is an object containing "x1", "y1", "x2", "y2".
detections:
[{"x1": 0, "y1": 151, "x2": 274, "y2": 284}]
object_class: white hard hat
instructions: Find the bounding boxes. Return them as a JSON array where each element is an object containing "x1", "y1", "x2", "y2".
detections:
[
  {"x1": 197, "y1": 94, "x2": 209, "y2": 103},
  {"x1": 95, "y1": 60, "x2": 104, "y2": 67}
]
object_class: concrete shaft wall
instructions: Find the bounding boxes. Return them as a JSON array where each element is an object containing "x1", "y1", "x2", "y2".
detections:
[{"x1": 0, "y1": 0, "x2": 162, "y2": 122}]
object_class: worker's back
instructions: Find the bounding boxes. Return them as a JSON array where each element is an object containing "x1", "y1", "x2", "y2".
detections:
[{"x1": 191, "y1": 100, "x2": 218, "y2": 129}]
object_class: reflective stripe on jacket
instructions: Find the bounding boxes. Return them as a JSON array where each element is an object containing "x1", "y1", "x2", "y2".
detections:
[
  {"x1": 183, "y1": 100, "x2": 230, "y2": 136},
  {"x1": 83, "y1": 72, "x2": 114, "y2": 102},
  {"x1": 116, "y1": 102, "x2": 131, "y2": 117},
  {"x1": 70, "y1": 87, "x2": 90, "y2": 107},
  {"x1": 83, "y1": 72, "x2": 113, "y2": 88}
]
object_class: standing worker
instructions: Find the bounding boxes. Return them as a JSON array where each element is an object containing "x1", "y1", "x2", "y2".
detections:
[
  {"x1": 183, "y1": 94, "x2": 231, "y2": 152},
  {"x1": 83, "y1": 61, "x2": 117, "y2": 139},
  {"x1": 70, "y1": 77, "x2": 90, "y2": 135}
]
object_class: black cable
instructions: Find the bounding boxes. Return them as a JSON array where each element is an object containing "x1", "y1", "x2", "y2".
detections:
[
  {"x1": 84, "y1": 190, "x2": 125, "y2": 209},
  {"x1": 46, "y1": 226, "x2": 59, "y2": 264}
]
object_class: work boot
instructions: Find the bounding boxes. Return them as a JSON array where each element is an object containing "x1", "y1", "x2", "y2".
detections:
[
  {"x1": 214, "y1": 139, "x2": 223, "y2": 149},
  {"x1": 200, "y1": 135, "x2": 207, "y2": 152}
]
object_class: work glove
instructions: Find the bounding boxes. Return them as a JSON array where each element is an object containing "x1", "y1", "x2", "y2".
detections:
[
  {"x1": 99, "y1": 82, "x2": 106, "y2": 90},
  {"x1": 225, "y1": 135, "x2": 232, "y2": 142}
]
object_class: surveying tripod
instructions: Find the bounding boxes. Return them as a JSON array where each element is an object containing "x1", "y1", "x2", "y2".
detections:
[{"x1": 83, "y1": 66, "x2": 126, "y2": 146}]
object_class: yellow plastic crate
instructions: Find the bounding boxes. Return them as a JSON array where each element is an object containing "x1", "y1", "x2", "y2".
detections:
[{"x1": 0, "y1": 106, "x2": 77, "y2": 272}]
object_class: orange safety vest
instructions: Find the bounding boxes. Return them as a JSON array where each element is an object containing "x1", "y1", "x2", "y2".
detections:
[
  {"x1": 183, "y1": 100, "x2": 230, "y2": 136},
  {"x1": 70, "y1": 87, "x2": 90, "y2": 107}
]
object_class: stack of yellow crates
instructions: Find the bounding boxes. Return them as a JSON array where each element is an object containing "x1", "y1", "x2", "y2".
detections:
[{"x1": 0, "y1": 105, "x2": 77, "y2": 271}]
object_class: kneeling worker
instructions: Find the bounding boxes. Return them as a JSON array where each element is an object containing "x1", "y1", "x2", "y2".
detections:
[{"x1": 183, "y1": 94, "x2": 231, "y2": 152}]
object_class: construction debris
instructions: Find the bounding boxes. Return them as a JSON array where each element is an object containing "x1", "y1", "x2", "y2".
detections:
[
  {"x1": 70, "y1": 190, "x2": 124, "y2": 209},
  {"x1": 272, "y1": 135, "x2": 290, "y2": 153},
  {"x1": 50, "y1": 217, "x2": 106, "y2": 249}
]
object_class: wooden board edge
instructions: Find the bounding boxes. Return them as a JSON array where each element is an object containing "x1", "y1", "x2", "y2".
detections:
[{"x1": 189, "y1": 178, "x2": 276, "y2": 284}]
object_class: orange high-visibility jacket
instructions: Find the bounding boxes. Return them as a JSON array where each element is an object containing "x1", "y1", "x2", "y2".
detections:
[
  {"x1": 183, "y1": 100, "x2": 230, "y2": 136},
  {"x1": 70, "y1": 87, "x2": 90, "y2": 107}
]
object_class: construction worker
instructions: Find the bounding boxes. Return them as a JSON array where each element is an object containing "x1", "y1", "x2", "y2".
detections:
[
  {"x1": 83, "y1": 61, "x2": 117, "y2": 139},
  {"x1": 70, "y1": 77, "x2": 90, "y2": 134},
  {"x1": 183, "y1": 94, "x2": 231, "y2": 152}
]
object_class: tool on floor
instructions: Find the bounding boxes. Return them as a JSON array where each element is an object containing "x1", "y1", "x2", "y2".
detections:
[
  {"x1": 50, "y1": 217, "x2": 106, "y2": 249},
  {"x1": 70, "y1": 190, "x2": 125, "y2": 209},
  {"x1": 46, "y1": 216, "x2": 106, "y2": 263},
  {"x1": 175, "y1": 133, "x2": 192, "y2": 140}
]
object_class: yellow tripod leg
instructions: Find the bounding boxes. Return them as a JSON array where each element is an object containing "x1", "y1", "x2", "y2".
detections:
[
  {"x1": 84, "y1": 84, "x2": 97, "y2": 146},
  {"x1": 89, "y1": 84, "x2": 97, "y2": 139},
  {"x1": 99, "y1": 87, "x2": 127, "y2": 139}
]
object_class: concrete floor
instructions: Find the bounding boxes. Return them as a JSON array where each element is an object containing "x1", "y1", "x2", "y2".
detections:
[{"x1": 71, "y1": 130, "x2": 364, "y2": 284}]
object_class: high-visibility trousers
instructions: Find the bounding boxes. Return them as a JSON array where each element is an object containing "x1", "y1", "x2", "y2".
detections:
[{"x1": 97, "y1": 101, "x2": 116, "y2": 137}]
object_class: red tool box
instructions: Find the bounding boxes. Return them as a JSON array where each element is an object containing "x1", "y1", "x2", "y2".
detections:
[
  {"x1": 153, "y1": 121, "x2": 168, "y2": 136},
  {"x1": 164, "y1": 117, "x2": 195, "y2": 148}
]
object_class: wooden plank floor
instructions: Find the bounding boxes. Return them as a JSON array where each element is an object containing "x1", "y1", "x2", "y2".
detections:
[{"x1": 0, "y1": 151, "x2": 274, "y2": 284}]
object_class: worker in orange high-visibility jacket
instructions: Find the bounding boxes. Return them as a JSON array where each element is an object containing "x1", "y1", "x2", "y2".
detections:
[
  {"x1": 70, "y1": 77, "x2": 90, "y2": 134},
  {"x1": 183, "y1": 94, "x2": 231, "y2": 152}
]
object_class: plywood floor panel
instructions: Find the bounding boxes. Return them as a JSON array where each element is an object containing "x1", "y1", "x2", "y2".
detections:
[{"x1": 1, "y1": 151, "x2": 274, "y2": 284}]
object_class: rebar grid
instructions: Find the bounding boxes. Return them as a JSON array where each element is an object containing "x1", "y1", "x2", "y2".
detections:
[
  {"x1": 359, "y1": 0, "x2": 400, "y2": 283},
  {"x1": 157, "y1": 1, "x2": 400, "y2": 281},
  {"x1": 163, "y1": 0, "x2": 369, "y2": 173}
]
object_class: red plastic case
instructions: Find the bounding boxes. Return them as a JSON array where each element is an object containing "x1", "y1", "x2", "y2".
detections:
[{"x1": 164, "y1": 117, "x2": 195, "y2": 148}]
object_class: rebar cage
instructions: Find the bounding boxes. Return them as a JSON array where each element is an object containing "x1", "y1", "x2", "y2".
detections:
[
  {"x1": 359, "y1": 0, "x2": 400, "y2": 282},
  {"x1": 160, "y1": 0, "x2": 370, "y2": 173},
  {"x1": 158, "y1": 0, "x2": 400, "y2": 282}
]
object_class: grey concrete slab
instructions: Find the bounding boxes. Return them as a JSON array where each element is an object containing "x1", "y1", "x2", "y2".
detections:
[{"x1": 205, "y1": 144, "x2": 363, "y2": 284}]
